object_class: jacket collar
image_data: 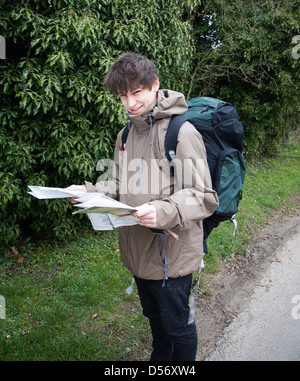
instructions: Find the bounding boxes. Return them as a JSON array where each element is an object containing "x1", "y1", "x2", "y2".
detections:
[
  {"x1": 126, "y1": 99, "x2": 158, "y2": 131},
  {"x1": 126, "y1": 89, "x2": 188, "y2": 131}
]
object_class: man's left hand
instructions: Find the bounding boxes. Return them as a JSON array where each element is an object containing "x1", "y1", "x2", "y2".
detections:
[{"x1": 132, "y1": 203, "x2": 157, "y2": 228}]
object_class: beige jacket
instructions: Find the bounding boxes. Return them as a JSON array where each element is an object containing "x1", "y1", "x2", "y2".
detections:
[{"x1": 86, "y1": 89, "x2": 218, "y2": 280}]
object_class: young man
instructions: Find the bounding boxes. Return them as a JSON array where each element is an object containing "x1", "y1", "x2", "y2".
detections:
[{"x1": 68, "y1": 52, "x2": 218, "y2": 361}]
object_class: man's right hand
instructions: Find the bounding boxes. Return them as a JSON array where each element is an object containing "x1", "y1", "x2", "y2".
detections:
[{"x1": 65, "y1": 184, "x2": 87, "y2": 204}]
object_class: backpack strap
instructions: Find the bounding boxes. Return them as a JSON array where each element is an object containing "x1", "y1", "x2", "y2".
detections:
[
  {"x1": 165, "y1": 115, "x2": 209, "y2": 255},
  {"x1": 121, "y1": 122, "x2": 132, "y2": 151},
  {"x1": 165, "y1": 115, "x2": 188, "y2": 175}
]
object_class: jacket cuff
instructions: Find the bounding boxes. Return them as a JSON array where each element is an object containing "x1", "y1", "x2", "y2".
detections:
[
  {"x1": 84, "y1": 181, "x2": 96, "y2": 192},
  {"x1": 150, "y1": 200, "x2": 178, "y2": 231}
]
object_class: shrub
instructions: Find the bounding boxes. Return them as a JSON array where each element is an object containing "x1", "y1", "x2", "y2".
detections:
[
  {"x1": 0, "y1": 0, "x2": 198, "y2": 251},
  {"x1": 1, "y1": 0, "x2": 299, "y2": 251},
  {"x1": 188, "y1": 0, "x2": 300, "y2": 156}
]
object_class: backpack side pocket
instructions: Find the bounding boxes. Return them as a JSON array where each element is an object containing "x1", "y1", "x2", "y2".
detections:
[{"x1": 214, "y1": 149, "x2": 246, "y2": 216}]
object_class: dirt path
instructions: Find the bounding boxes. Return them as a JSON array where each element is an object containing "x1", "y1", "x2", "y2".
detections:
[{"x1": 195, "y1": 207, "x2": 300, "y2": 361}]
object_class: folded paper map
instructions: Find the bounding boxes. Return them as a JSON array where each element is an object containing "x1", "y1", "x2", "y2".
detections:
[
  {"x1": 28, "y1": 186, "x2": 139, "y2": 230},
  {"x1": 28, "y1": 186, "x2": 178, "y2": 239}
]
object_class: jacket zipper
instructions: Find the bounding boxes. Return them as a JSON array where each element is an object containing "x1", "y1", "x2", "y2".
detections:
[{"x1": 136, "y1": 156, "x2": 144, "y2": 189}]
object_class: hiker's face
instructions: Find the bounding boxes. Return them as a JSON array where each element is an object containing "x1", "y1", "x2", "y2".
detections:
[{"x1": 118, "y1": 78, "x2": 159, "y2": 115}]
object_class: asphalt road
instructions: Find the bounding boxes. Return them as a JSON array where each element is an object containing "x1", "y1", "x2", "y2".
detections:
[{"x1": 205, "y1": 213, "x2": 300, "y2": 361}]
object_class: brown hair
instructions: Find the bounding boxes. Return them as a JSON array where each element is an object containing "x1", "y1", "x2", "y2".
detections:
[{"x1": 103, "y1": 52, "x2": 158, "y2": 95}]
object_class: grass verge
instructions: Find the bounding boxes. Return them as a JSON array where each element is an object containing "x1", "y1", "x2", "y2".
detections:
[
  {"x1": 203, "y1": 143, "x2": 300, "y2": 273},
  {"x1": 0, "y1": 232, "x2": 151, "y2": 360},
  {"x1": 0, "y1": 143, "x2": 299, "y2": 361}
]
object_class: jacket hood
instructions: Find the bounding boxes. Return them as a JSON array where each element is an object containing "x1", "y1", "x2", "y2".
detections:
[
  {"x1": 153, "y1": 89, "x2": 188, "y2": 120},
  {"x1": 127, "y1": 89, "x2": 188, "y2": 130}
]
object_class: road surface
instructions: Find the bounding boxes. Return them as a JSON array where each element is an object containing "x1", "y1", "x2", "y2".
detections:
[{"x1": 204, "y1": 214, "x2": 300, "y2": 361}]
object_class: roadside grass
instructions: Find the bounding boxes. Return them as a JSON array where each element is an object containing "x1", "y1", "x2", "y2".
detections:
[
  {"x1": 203, "y1": 143, "x2": 300, "y2": 273},
  {"x1": 0, "y1": 233, "x2": 151, "y2": 361},
  {"x1": 0, "y1": 143, "x2": 299, "y2": 361}
]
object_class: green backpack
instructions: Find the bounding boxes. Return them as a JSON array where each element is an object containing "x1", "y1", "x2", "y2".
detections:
[{"x1": 165, "y1": 97, "x2": 246, "y2": 252}]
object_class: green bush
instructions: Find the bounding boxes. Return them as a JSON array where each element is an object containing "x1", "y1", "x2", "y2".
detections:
[
  {"x1": 1, "y1": 0, "x2": 299, "y2": 251},
  {"x1": 188, "y1": 0, "x2": 300, "y2": 156},
  {"x1": 0, "y1": 0, "x2": 198, "y2": 251}
]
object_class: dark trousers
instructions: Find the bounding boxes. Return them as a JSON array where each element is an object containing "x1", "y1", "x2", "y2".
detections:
[{"x1": 134, "y1": 274, "x2": 198, "y2": 361}]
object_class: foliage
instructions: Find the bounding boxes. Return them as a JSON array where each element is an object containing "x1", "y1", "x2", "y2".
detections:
[
  {"x1": 1, "y1": 0, "x2": 299, "y2": 250},
  {"x1": 0, "y1": 0, "x2": 198, "y2": 250},
  {"x1": 0, "y1": 230, "x2": 152, "y2": 361},
  {"x1": 188, "y1": 0, "x2": 300, "y2": 156}
]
